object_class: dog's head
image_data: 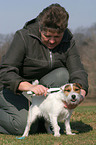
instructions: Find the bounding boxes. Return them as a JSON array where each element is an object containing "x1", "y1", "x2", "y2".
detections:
[{"x1": 61, "y1": 83, "x2": 82, "y2": 105}]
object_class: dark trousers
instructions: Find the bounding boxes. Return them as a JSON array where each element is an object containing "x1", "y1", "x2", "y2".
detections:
[{"x1": 0, "y1": 68, "x2": 69, "y2": 135}]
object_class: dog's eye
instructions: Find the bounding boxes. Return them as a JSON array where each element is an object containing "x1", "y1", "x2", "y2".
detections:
[
  {"x1": 65, "y1": 89, "x2": 70, "y2": 92},
  {"x1": 75, "y1": 88, "x2": 79, "y2": 91}
]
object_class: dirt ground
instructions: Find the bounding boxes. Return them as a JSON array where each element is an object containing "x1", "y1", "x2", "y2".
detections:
[{"x1": 80, "y1": 97, "x2": 96, "y2": 106}]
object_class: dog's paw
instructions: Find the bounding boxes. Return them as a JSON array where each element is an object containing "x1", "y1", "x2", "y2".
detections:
[
  {"x1": 54, "y1": 133, "x2": 61, "y2": 137},
  {"x1": 66, "y1": 132, "x2": 76, "y2": 135},
  {"x1": 71, "y1": 133, "x2": 76, "y2": 135},
  {"x1": 22, "y1": 133, "x2": 29, "y2": 137}
]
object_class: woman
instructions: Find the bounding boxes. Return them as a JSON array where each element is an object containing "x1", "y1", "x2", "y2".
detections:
[{"x1": 0, "y1": 3, "x2": 88, "y2": 135}]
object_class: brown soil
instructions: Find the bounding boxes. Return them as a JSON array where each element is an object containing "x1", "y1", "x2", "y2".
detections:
[{"x1": 80, "y1": 97, "x2": 96, "y2": 106}]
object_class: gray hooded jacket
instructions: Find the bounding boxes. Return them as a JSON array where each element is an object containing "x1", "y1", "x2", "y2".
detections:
[{"x1": 0, "y1": 18, "x2": 88, "y2": 94}]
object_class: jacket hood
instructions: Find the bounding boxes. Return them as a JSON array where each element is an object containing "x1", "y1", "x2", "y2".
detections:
[
  {"x1": 23, "y1": 18, "x2": 73, "y2": 42},
  {"x1": 23, "y1": 18, "x2": 38, "y2": 30},
  {"x1": 23, "y1": 18, "x2": 40, "y2": 38}
]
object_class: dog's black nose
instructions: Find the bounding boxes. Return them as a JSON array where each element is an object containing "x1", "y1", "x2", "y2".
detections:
[{"x1": 72, "y1": 95, "x2": 76, "y2": 99}]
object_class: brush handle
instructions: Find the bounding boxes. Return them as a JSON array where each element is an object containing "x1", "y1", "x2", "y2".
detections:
[{"x1": 27, "y1": 88, "x2": 60, "y2": 95}]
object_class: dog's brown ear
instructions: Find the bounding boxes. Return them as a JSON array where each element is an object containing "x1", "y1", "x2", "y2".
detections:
[{"x1": 73, "y1": 83, "x2": 82, "y2": 89}]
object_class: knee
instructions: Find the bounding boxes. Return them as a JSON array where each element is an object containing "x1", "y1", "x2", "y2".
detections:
[
  {"x1": 55, "y1": 68, "x2": 69, "y2": 80},
  {"x1": 13, "y1": 118, "x2": 39, "y2": 135},
  {"x1": 40, "y1": 67, "x2": 69, "y2": 87},
  {"x1": 53, "y1": 68, "x2": 69, "y2": 86},
  {"x1": 10, "y1": 118, "x2": 27, "y2": 135}
]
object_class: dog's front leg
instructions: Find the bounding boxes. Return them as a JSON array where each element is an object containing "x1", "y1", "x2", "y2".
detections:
[
  {"x1": 65, "y1": 117, "x2": 75, "y2": 135},
  {"x1": 49, "y1": 115, "x2": 60, "y2": 137}
]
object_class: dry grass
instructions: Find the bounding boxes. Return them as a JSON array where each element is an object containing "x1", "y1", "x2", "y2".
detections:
[{"x1": 0, "y1": 103, "x2": 96, "y2": 145}]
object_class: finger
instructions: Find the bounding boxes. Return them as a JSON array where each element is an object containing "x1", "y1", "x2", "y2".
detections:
[
  {"x1": 37, "y1": 85, "x2": 46, "y2": 95},
  {"x1": 34, "y1": 85, "x2": 48, "y2": 96},
  {"x1": 33, "y1": 89, "x2": 40, "y2": 95},
  {"x1": 44, "y1": 88, "x2": 48, "y2": 96},
  {"x1": 38, "y1": 85, "x2": 48, "y2": 96},
  {"x1": 31, "y1": 85, "x2": 42, "y2": 95}
]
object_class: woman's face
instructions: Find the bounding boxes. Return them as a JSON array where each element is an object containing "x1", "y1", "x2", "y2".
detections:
[{"x1": 40, "y1": 30, "x2": 64, "y2": 49}]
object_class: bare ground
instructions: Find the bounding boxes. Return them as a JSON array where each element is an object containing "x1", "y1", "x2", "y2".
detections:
[{"x1": 80, "y1": 97, "x2": 96, "y2": 106}]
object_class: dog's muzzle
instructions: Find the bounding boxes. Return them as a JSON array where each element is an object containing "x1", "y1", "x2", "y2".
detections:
[{"x1": 71, "y1": 95, "x2": 77, "y2": 102}]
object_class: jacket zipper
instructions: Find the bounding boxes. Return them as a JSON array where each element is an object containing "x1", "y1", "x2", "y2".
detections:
[{"x1": 49, "y1": 51, "x2": 53, "y2": 68}]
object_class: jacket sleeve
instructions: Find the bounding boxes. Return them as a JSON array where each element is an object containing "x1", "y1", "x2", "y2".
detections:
[
  {"x1": 66, "y1": 39, "x2": 88, "y2": 95},
  {"x1": 0, "y1": 30, "x2": 26, "y2": 93}
]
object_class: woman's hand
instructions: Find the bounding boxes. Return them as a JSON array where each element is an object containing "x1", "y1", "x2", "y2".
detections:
[
  {"x1": 29, "y1": 84, "x2": 48, "y2": 96},
  {"x1": 18, "y1": 81, "x2": 48, "y2": 96}
]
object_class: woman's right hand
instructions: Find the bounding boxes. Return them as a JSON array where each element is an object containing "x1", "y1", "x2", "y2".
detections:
[
  {"x1": 18, "y1": 81, "x2": 48, "y2": 96},
  {"x1": 29, "y1": 84, "x2": 48, "y2": 96}
]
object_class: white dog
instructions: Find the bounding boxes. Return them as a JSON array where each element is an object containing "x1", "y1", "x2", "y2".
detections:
[{"x1": 22, "y1": 82, "x2": 82, "y2": 137}]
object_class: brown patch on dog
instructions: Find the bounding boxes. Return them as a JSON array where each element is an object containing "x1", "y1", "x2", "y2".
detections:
[
  {"x1": 73, "y1": 83, "x2": 82, "y2": 89},
  {"x1": 73, "y1": 83, "x2": 82, "y2": 94},
  {"x1": 64, "y1": 85, "x2": 72, "y2": 96}
]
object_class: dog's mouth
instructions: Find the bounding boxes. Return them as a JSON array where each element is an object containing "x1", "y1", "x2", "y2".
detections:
[
  {"x1": 71, "y1": 99, "x2": 77, "y2": 102},
  {"x1": 70, "y1": 95, "x2": 77, "y2": 102}
]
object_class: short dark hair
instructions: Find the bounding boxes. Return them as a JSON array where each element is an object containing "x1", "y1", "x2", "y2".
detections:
[{"x1": 38, "y1": 3, "x2": 69, "y2": 33}]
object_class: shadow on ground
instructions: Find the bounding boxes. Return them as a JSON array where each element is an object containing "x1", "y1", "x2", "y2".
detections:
[{"x1": 59, "y1": 121, "x2": 93, "y2": 134}]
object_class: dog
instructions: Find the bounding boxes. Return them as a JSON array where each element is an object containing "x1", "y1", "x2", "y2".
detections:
[{"x1": 22, "y1": 82, "x2": 82, "y2": 137}]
